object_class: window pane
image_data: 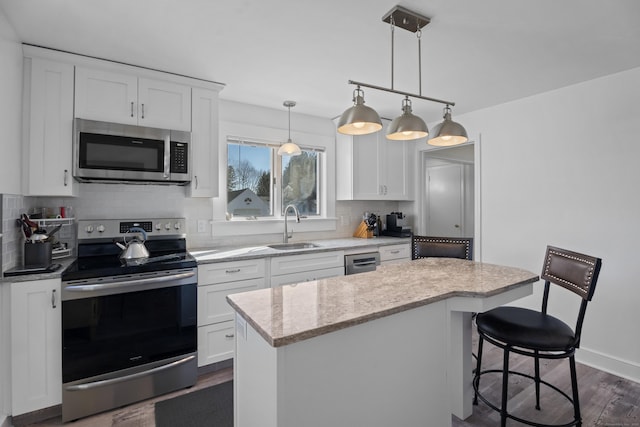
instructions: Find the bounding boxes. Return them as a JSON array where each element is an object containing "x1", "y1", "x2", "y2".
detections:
[
  {"x1": 281, "y1": 151, "x2": 319, "y2": 216},
  {"x1": 227, "y1": 143, "x2": 272, "y2": 217}
]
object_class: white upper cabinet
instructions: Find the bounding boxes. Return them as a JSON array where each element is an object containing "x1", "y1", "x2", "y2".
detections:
[
  {"x1": 75, "y1": 67, "x2": 192, "y2": 131},
  {"x1": 336, "y1": 119, "x2": 412, "y2": 201},
  {"x1": 189, "y1": 87, "x2": 220, "y2": 197},
  {"x1": 22, "y1": 56, "x2": 75, "y2": 196}
]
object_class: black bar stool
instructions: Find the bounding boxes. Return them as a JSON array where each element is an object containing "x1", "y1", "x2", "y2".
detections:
[{"x1": 473, "y1": 245, "x2": 602, "y2": 427}]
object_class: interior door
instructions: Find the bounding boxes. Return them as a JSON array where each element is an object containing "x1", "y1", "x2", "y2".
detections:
[{"x1": 427, "y1": 164, "x2": 463, "y2": 237}]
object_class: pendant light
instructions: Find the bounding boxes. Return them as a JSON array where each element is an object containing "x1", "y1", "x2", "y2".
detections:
[
  {"x1": 340, "y1": 5, "x2": 467, "y2": 145},
  {"x1": 386, "y1": 96, "x2": 428, "y2": 140},
  {"x1": 337, "y1": 86, "x2": 382, "y2": 135},
  {"x1": 278, "y1": 100, "x2": 302, "y2": 156},
  {"x1": 428, "y1": 105, "x2": 469, "y2": 146}
]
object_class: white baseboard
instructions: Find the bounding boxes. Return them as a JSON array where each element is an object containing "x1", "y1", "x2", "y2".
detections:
[{"x1": 577, "y1": 346, "x2": 640, "y2": 384}]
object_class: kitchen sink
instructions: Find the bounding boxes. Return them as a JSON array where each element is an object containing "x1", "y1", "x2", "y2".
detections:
[{"x1": 267, "y1": 242, "x2": 319, "y2": 250}]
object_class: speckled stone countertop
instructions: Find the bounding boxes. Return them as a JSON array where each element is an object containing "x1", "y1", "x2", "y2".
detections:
[
  {"x1": 227, "y1": 258, "x2": 539, "y2": 348},
  {"x1": 1, "y1": 257, "x2": 75, "y2": 283},
  {"x1": 191, "y1": 236, "x2": 410, "y2": 263}
]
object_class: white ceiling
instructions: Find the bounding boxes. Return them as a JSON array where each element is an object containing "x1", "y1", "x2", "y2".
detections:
[{"x1": 2, "y1": 0, "x2": 640, "y2": 122}]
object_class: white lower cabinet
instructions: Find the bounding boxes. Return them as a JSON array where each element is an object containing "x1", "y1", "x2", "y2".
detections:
[
  {"x1": 10, "y1": 279, "x2": 62, "y2": 416},
  {"x1": 197, "y1": 260, "x2": 266, "y2": 366},
  {"x1": 379, "y1": 243, "x2": 411, "y2": 265},
  {"x1": 270, "y1": 251, "x2": 345, "y2": 287}
]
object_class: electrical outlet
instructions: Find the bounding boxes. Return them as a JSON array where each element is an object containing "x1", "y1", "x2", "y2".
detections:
[{"x1": 197, "y1": 220, "x2": 207, "y2": 233}]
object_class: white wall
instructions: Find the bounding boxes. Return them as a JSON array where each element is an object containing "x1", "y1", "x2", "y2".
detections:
[
  {"x1": 0, "y1": 8, "x2": 23, "y2": 194},
  {"x1": 452, "y1": 67, "x2": 640, "y2": 382}
]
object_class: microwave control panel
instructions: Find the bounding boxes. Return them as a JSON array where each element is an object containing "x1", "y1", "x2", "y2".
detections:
[{"x1": 170, "y1": 142, "x2": 188, "y2": 174}]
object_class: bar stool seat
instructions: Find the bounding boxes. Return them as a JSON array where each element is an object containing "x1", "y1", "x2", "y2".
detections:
[{"x1": 477, "y1": 307, "x2": 576, "y2": 351}]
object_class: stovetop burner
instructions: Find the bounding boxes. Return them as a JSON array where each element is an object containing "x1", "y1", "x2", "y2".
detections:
[{"x1": 63, "y1": 218, "x2": 196, "y2": 282}]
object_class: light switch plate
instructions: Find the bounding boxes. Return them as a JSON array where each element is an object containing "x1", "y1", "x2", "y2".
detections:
[{"x1": 197, "y1": 220, "x2": 207, "y2": 233}]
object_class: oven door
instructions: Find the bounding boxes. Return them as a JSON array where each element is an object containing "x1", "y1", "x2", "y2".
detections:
[{"x1": 62, "y1": 270, "x2": 197, "y2": 384}]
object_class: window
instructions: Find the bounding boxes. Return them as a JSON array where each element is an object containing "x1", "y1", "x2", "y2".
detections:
[{"x1": 227, "y1": 139, "x2": 322, "y2": 218}]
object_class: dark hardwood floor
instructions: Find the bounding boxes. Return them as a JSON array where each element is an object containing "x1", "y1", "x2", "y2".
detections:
[
  {"x1": 453, "y1": 335, "x2": 640, "y2": 427},
  {"x1": 19, "y1": 334, "x2": 639, "y2": 426}
]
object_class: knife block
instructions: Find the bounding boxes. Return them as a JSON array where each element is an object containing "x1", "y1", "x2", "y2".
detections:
[{"x1": 353, "y1": 221, "x2": 373, "y2": 238}]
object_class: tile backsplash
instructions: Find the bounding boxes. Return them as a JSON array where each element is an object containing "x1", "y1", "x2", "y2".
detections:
[
  {"x1": 2, "y1": 185, "x2": 404, "y2": 273},
  {"x1": 2, "y1": 193, "x2": 35, "y2": 272}
]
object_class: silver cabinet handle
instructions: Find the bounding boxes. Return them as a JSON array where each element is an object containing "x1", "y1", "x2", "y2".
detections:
[
  {"x1": 51, "y1": 289, "x2": 57, "y2": 308},
  {"x1": 225, "y1": 334, "x2": 235, "y2": 339},
  {"x1": 63, "y1": 169, "x2": 68, "y2": 186},
  {"x1": 225, "y1": 268, "x2": 241, "y2": 274},
  {"x1": 384, "y1": 185, "x2": 388, "y2": 195},
  {"x1": 390, "y1": 250, "x2": 400, "y2": 254},
  {"x1": 194, "y1": 175, "x2": 198, "y2": 189},
  {"x1": 141, "y1": 103, "x2": 145, "y2": 119},
  {"x1": 130, "y1": 101, "x2": 134, "y2": 117}
]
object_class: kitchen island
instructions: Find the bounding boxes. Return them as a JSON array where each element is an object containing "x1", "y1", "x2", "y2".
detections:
[{"x1": 227, "y1": 258, "x2": 538, "y2": 427}]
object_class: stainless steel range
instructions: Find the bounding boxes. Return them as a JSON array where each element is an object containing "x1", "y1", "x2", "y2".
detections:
[{"x1": 60, "y1": 218, "x2": 197, "y2": 422}]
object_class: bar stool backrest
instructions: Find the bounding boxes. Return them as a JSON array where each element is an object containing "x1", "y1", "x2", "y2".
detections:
[{"x1": 411, "y1": 236, "x2": 473, "y2": 260}]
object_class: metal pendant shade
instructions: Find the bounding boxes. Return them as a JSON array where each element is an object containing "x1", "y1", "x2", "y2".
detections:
[
  {"x1": 337, "y1": 88, "x2": 382, "y2": 136},
  {"x1": 386, "y1": 97, "x2": 428, "y2": 140},
  {"x1": 278, "y1": 100, "x2": 302, "y2": 156},
  {"x1": 428, "y1": 105, "x2": 468, "y2": 146},
  {"x1": 340, "y1": 5, "x2": 466, "y2": 146}
]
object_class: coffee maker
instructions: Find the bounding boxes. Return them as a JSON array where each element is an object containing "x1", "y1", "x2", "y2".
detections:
[{"x1": 382, "y1": 212, "x2": 412, "y2": 237}]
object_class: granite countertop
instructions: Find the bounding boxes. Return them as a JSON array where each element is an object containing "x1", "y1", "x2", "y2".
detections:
[
  {"x1": 191, "y1": 236, "x2": 410, "y2": 263},
  {"x1": 1, "y1": 257, "x2": 76, "y2": 283},
  {"x1": 227, "y1": 257, "x2": 539, "y2": 348}
]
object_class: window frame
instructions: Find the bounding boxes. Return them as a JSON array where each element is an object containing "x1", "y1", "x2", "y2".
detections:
[
  {"x1": 225, "y1": 135, "x2": 324, "y2": 220},
  {"x1": 212, "y1": 118, "x2": 337, "y2": 238}
]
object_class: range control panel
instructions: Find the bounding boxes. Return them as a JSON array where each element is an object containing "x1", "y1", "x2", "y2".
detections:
[{"x1": 77, "y1": 218, "x2": 187, "y2": 240}]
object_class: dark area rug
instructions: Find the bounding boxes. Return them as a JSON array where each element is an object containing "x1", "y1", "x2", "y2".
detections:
[{"x1": 155, "y1": 381, "x2": 233, "y2": 427}]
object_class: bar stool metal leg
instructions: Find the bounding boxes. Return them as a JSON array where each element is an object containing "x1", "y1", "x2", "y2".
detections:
[
  {"x1": 501, "y1": 348, "x2": 510, "y2": 427},
  {"x1": 473, "y1": 335, "x2": 484, "y2": 406},
  {"x1": 569, "y1": 356, "x2": 582, "y2": 427},
  {"x1": 534, "y1": 350, "x2": 541, "y2": 410}
]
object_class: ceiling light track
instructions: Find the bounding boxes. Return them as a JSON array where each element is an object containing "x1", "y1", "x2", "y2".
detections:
[
  {"x1": 347, "y1": 79, "x2": 454, "y2": 107},
  {"x1": 338, "y1": 5, "x2": 468, "y2": 145}
]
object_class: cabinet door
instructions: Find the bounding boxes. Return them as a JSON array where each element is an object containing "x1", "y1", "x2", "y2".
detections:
[
  {"x1": 189, "y1": 87, "x2": 219, "y2": 197},
  {"x1": 351, "y1": 131, "x2": 384, "y2": 200},
  {"x1": 24, "y1": 57, "x2": 75, "y2": 196},
  {"x1": 381, "y1": 138, "x2": 411, "y2": 200},
  {"x1": 10, "y1": 279, "x2": 62, "y2": 415},
  {"x1": 270, "y1": 251, "x2": 344, "y2": 277},
  {"x1": 270, "y1": 266, "x2": 345, "y2": 287},
  {"x1": 75, "y1": 67, "x2": 138, "y2": 125},
  {"x1": 138, "y1": 78, "x2": 191, "y2": 131},
  {"x1": 197, "y1": 278, "x2": 263, "y2": 326},
  {"x1": 197, "y1": 321, "x2": 236, "y2": 366},
  {"x1": 379, "y1": 243, "x2": 411, "y2": 264}
]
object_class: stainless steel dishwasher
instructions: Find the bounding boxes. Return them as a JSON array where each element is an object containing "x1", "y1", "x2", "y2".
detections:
[{"x1": 344, "y1": 252, "x2": 380, "y2": 275}]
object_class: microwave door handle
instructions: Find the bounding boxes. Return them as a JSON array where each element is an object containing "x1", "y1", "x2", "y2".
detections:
[{"x1": 163, "y1": 134, "x2": 171, "y2": 179}]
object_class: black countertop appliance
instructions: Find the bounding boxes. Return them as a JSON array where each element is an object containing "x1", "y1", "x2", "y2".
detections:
[{"x1": 382, "y1": 212, "x2": 412, "y2": 237}]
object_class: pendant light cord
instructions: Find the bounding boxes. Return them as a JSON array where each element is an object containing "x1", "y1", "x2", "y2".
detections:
[{"x1": 390, "y1": 15, "x2": 395, "y2": 90}]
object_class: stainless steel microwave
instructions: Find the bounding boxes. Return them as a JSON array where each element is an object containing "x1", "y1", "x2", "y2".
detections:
[{"x1": 73, "y1": 118, "x2": 191, "y2": 184}]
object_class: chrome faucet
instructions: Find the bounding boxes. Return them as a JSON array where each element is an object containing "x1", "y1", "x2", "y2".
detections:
[{"x1": 283, "y1": 204, "x2": 300, "y2": 243}]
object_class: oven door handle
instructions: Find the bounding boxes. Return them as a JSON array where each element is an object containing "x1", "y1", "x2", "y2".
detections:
[
  {"x1": 64, "y1": 354, "x2": 196, "y2": 391},
  {"x1": 65, "y1": 271, "x2": 196, "y2": 292}
]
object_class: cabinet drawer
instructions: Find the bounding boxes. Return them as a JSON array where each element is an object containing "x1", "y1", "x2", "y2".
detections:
[
  {"x1": 197, "y1": 278, "x2": 263, "y2": 325},
  {"x1": 271, "y1": 251, "x2": 344, "y2": 276},
  {"x1": 197, "y1": 321, "x2": 235, "y2": 367},
  {"x1": 379, "y1": 244, "x2": 411, "y2": 263},
  {"x1": 270, "y1": 266, "x2": 344, "y2": 287},
  {"x1": 198, "y1": 259, "x2": 266, "y2": 285}
]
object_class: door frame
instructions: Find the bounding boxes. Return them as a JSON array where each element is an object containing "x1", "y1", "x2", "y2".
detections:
[{"x1": 417, "y1": 137, "x2": 482, "y2": 261}]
